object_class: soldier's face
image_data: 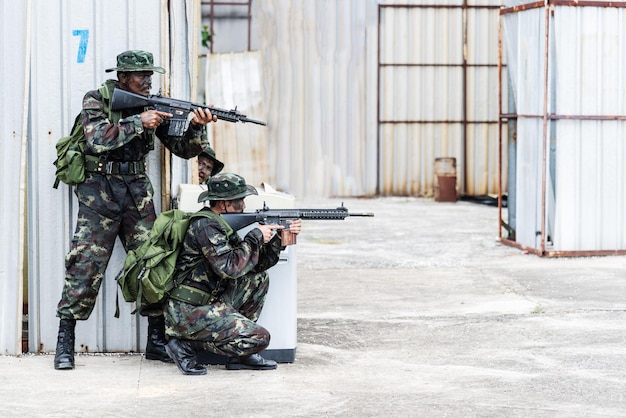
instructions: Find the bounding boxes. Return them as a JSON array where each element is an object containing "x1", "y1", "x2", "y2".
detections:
[
  {"x1": 223, "y1": 198, "x2": 245, "y2": 213},
  {"x1": 198, "y1": 156, "x2": 214, "y2": 182},
  {"x1": 120, "y1": 71, "x2": 153, "y2": 96}
]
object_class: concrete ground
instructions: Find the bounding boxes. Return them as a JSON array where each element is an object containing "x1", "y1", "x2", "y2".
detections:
[{"x1": 1, "y1": 196, "x2": 625, "y2": 417}]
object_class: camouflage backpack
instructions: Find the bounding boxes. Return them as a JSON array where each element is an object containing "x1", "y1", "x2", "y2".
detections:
[
  {"x1": 115, "y1": 209, "x2": 217, "y2": 316},
  {"x1": 53, "y1": 81, "x2": 120, "y2": 188}
]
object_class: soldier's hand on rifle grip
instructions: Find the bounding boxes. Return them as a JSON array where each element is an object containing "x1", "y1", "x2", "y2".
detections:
[
  {"x1": 278, "y1": 219, "x2": 301, "y2": 246},
  {"x1": 141, "y1": 109, "x2": 173, "y2": 129},
  {"x1": 257, "y1": 224, "x2": 284, "y2": 243},
  {"x1": 286, "y1": 219, "x2": 302, "y2": 235},
  {"x1": 191, "y1": 107, "x2": 217, "y2": 126}
]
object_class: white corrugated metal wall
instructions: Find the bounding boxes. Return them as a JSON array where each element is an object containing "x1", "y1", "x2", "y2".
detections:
[
  {"x1": 204, "y1": 51, "x2": 269, "y2": 184},
  {"x1": 0, "y1": 0, "x2": 30, "y2": 355},
  {"x1": 553, "y1": 5, "x2": 626, "y2": 251},
  {"x1": 502, "y1": 5, "x2": 545, "y2": 250},
  {"x1": 0, "y1": 0, "x2": 201, "y2": 356},
  {"x1": 29, "y1": 0, "x2": 166, "y2": 355},
  {"x1": 378, "y1": 0, "x2": 506, "y2": 197},
  {"x1": 502, "y1": 2, "x2": 626, "y2": 253},
  {"x1": 253, "y1": 0, "x2": 375, "y2": 197},
  {"x1": 212, "y1": 0, "x2": 506, "y2": 198}
]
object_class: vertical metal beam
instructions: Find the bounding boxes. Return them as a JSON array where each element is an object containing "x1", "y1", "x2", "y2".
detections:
[
  {"x1": 376, "y1": 4, "x2": 382, "y2": 196},
  {"x1": 497, "y1": 11, "x2": 503, "y2": 240},
  {"x1": 540, "y1": 2, "x2": 551, "y2": 255},
  {"x1": 210, "y1": 0, "x2": 215, "y2": 53},
  {"x1": 462, "y1": 0, "x2": 468, "y2": 196},
  {"x1": 248, "y1": 0, "x2": 252, "y2": 51},
  {"x1": 161, "y1": 0, "x2": 172, "y2": 212}
]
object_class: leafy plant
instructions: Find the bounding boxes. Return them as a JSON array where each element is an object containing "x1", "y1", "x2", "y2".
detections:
[{"x1": 201, "y1": 25, "x2": 214, "y2": 49}]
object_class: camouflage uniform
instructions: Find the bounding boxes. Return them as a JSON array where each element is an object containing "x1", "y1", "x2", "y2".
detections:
[
  {"x1": 56, "y1": 80, "x2": 208, "y2": 320},
  {"x1": 164, "y1": 209, "x2": 284, "y2": 357}
]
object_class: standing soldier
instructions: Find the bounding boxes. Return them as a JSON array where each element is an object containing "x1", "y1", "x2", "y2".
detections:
[{"x1": 54, "y1": 50, "x2": 217, "y2": 370}]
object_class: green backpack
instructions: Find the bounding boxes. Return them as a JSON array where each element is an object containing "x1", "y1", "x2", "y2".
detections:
[
  {"x1": 115, "y1": 209, "x2": 217, "y2": 317},
  {"x1": 53, "y1": 113, "x2": 86, "y2": 188},
  {"x1": 53, "y1": 83, "x2": 119, "y2": 189}
]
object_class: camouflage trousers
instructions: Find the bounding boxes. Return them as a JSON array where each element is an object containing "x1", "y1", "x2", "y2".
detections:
[
  {"x1": 164, "y1": 271, "x2": 270, "y2": 358},
  {"x1": 56, "y1": 173, "x2": 156, "y2": 320}
]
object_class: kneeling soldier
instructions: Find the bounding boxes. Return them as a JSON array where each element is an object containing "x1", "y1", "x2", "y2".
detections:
[{"x1": 164, "y1": 173, "x2": 301, "y2": 374}]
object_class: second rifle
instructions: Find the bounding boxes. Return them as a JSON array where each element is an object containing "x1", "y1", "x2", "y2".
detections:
[
  {"x1": 221, "y1": 203, "x2": 375, "y2": 245},
  {"x1": 111, "y1": 89, "x2": 267, "y2": 136}
]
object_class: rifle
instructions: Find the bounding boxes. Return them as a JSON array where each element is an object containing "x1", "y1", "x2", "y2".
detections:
[
  {"x1": 221, "y1": 203, "x2": 374, "y2": 245},
  {"x1": 110, "y1": 89, "x2": 267, "y2": 136}
]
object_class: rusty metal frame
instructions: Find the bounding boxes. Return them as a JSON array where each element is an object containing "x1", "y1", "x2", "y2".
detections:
[
  {"x1": 201, "y1": 0, "x2": 253, "y2": 53},
  {"x1": 497, "y1": 0, "x2": 626, "y2": 257},
  {"x1": 377, "y1": 2, "x2": 501, "y2": 196}
]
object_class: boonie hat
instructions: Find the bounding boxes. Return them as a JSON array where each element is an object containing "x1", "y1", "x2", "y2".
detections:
[
  {"x1": 105, "y1": 50, "x2": 166, "y2": 74},
  {"x1": 198, "y1": 173, "x2": 258, "y2": 203},
  {"x1": 199, "y1": 146, "x2": 224, "y2": 176}
]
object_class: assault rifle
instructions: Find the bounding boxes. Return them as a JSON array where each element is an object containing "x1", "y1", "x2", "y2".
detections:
[
  {"x1": 221, "y1": 203, "x2": 375, "y2": 245},
  {"x1": 110, "y1": 89, "x2": 267, "y2": 136}
]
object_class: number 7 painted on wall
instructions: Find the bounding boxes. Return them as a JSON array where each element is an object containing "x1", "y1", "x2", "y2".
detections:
[{"x1": 72, "y1": 29, "x2": 89, "y2": 63}]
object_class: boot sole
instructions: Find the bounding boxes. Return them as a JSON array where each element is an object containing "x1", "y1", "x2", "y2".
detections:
[
  {"x1": 145, "y1": 352, "x2": 175, "y2": 363},
  {"x1": 54, "y1": 362, "x2": 75, "y2": 370},
  {"x1": 54, "y1": 353, "x2": 75, "y2": 370},
  {"x1": 164, "y1": 344, "x2": 207, "y2": 376},
  {"x1": 225, "y1": 363, "x2": 277, "y2": 371}
]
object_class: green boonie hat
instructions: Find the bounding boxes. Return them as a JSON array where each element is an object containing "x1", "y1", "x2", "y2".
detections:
[
  {"x1": 198, "y1": 173, "x2": 258, "y2": 203},
  {"x1": 199, "y1": 146, "x2": 224, "y2": 176},
  {"x1": 105, "y1": 50, "x2": 166, "y2": 74}
]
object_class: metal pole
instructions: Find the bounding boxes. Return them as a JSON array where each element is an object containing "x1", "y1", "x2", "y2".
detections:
[{"x1": 540, "y1": 1, "x2": 551, "y2": 255}]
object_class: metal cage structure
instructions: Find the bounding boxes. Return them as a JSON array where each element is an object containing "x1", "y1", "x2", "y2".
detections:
[{"x1": 498, "y1": 0, "x2": 626, "y2": 257}]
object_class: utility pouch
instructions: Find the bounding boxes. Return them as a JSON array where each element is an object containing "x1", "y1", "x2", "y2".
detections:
[{"x1": 53, "y1": 113, "x2": 86, "y2": 188}]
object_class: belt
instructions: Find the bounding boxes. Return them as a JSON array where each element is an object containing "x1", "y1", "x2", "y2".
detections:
[
  {"x1": 169, "y1": 284, "x2": 214, "y2": 306},
  {"x1": 85, "y1": 156, "x2": 146, "y2": 175}
]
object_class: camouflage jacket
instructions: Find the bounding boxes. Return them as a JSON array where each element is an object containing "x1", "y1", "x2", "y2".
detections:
[
  {"x1": 82, "y1": 79, "x2": 208, "y2": 161},
  {"x1": 175, "y1": 208, "x2": 284, "y2": 298}
]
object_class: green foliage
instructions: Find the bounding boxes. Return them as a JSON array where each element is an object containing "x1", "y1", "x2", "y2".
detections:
[{"x1": 201, "y1": 26, "x2": 214, "y2": 49}]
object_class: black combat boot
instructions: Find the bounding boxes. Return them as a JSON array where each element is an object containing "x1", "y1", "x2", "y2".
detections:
[
  {"x1": 165, "y1": 339, "x2": 207, "y2": 375},
  {"x1": 54, "y1": 318, "x2": 76, "y2": 370},
  {"x1": 145, "y1": 315, "x2": 174, "y2": 363},
  {"x1": 226, "y1": 353, "x2": 277, "y2": 370}
]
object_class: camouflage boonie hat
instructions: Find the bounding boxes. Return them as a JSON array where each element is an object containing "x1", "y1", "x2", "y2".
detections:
[
  {"x1": 198, "y1": 173, "x2": 258, "y2": 203},
  {"x1": 105, "y1": 50, "x2": 166, "y2": 74},
  {"x1": 199, "y1": 146, "x2": 224, "y2": 176}
]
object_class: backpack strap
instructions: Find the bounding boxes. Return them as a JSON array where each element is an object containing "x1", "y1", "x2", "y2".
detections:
[
  {"x1": 168, "y1": 210, "x2": 234, "y2": 292},
  {"x1": 99, "y1": 80, "x2": 122, "y2": 124},
  {"x1": 190, "y1": 209, "x2": 234, "y2": 238}
]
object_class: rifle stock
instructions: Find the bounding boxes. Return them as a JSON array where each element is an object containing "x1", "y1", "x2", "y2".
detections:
[
  {"x1": 221, "y1": 203, "x2": 374, "y2": 245},
  {"x1": 110, "y1": 89, "x2": 267, "y2": 136}
]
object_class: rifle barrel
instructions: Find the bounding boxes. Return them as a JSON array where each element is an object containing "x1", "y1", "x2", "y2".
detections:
[{"x1": 111, "y1": 89, "x2": 267, "y2": 125}]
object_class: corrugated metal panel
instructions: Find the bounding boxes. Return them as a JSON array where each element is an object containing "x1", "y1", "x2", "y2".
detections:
[
  {"x1": 218, "y1": 0, "x2": 506, "y2": 198},
  {"x1": 0, "y1": 0, "x2": 30, "y2": 355},
  {"x1": 22, "y1": 0, "x2": 200, "y2": 355},
  {"x1": 502, "y1": 2, "x2": 626, "y2": 254},
  {"x1": 379, "y1": 4, "x2": 464, "y2": 196},
  {"x1": 255, "y1": 0, "x2": 373, "y2": 197},
  {"x1": 203, "y1": 51, "x2": 270, "y2": 185},
  {"x1": 552, "y1": 6, "x2": 626, "y2": 251},
  {"x1": 502, "y1": 7, "x2": 545, "y2": 250},
  {"x1": 379, "y1": 1, "x2": 505, "y2": 197},
  {"x1": 28, "y1": 0, "x2": 165, "y2": 354},
  {"x1": 466, "y1": 4, "x2": 507, "y2": 195},
  {"x1": 167, "y1": 0, "x2": 204, "y2": 202}
]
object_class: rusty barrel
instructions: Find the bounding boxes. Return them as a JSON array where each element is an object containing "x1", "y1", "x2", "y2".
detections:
[{"x1": 434, "y1": 157, "x2": 457, "y2": 203}]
